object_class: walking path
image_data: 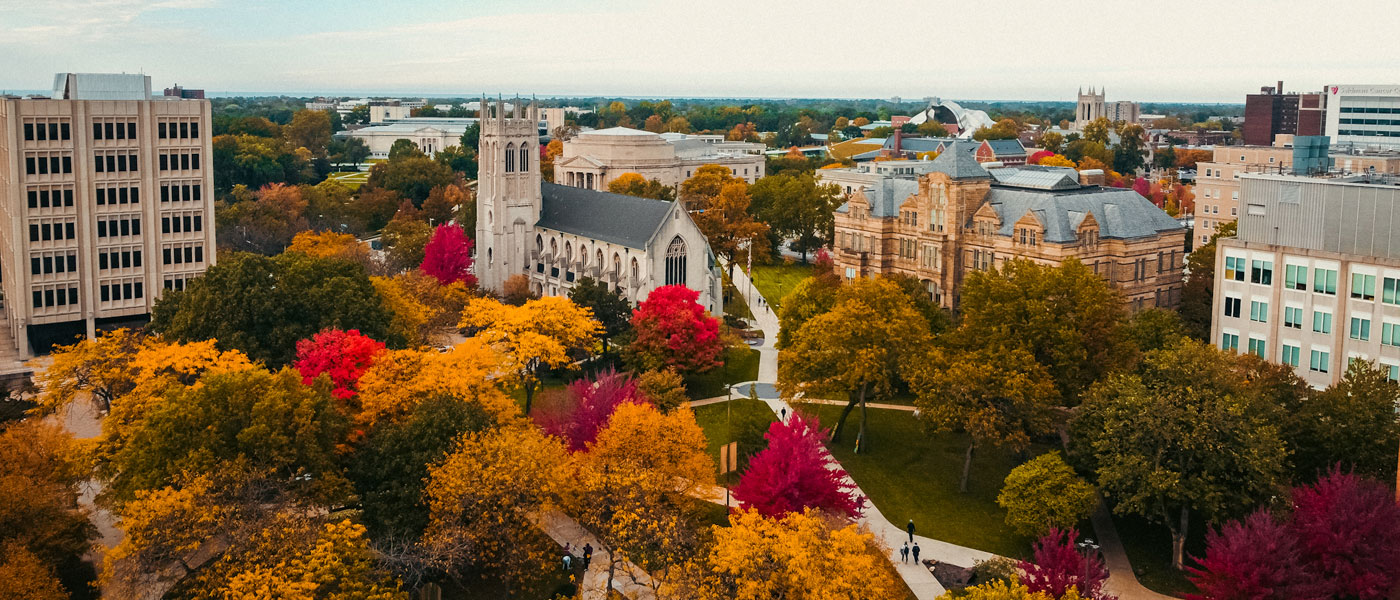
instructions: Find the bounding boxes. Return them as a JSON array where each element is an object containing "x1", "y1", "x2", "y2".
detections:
[
  {"x1": 726, "y1": 264, "x2": 1175, "y2": 600},
  {"x1": 728, "y1": 265, "x2": 968, "y2": 599},
  {"x1": 534, "y1": 509, "x2": 658, "y2": 600}
]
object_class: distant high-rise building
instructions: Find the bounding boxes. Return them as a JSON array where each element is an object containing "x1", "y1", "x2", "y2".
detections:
[
  {"x1": 0, "y1": 73, "x2": 215, "y2": 366},
  {"x1": 1243, "y1": 81, "x2": 1326, "y2": 146},
  {"x1": 1324, "y1": 84, "x2": 1400, "y2": 151}
]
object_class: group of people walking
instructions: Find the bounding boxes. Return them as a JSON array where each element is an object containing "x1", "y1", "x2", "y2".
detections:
[
  {"x1": 561, "y1": 542, "x2": 594, "y2": 573},
  {"x1": 900, "y1": 519, "x2": 921, "y2": 565}
]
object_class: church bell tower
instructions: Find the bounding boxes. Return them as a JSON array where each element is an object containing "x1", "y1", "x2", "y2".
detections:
[{"x1": 475, "y1": 97, "x2": 541, "y2": 292}]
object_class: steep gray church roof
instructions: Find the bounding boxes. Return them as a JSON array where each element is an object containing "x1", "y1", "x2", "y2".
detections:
[{"x1": 538, "y1": 183, "x2": 673, "y2": 249}]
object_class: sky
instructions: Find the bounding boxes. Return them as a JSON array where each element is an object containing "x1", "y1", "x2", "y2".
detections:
[{"x1": 2, "y1": 0, "x2": 1399, "y2": 103}]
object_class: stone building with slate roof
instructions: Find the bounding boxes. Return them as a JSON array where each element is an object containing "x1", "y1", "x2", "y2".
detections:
[
  {"x1": 832, "y1": 142, "x2": 1186, "y2": 311},
  {"x1": 474, "y1": 100, "x2": 722, "y2": 314}
]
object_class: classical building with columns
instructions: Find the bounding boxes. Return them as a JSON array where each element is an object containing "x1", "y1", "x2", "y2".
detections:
[
  {"x1": 474, "y1": 100, "x2": 723, "y2": 314},
  {"x1": 553, "y1": 127, "x2": 765, "y2": 192}
]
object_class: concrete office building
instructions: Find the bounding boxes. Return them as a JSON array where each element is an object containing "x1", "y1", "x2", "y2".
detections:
[
  {"x1": 1211, "y1": 173, "x2": 1400, "y2": 387},
  {"x1": 0, "y1": 73, "x2": 215, "y2": 368},
  {"x1": 1325, "y1": 84, "x2": 1400, "y2": 151}
]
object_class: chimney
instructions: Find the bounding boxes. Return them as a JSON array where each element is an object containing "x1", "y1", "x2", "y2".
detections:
[
  {"x1": 892, "y1": 127, "x2": 903, "y2": 156},
  {"x1": 1278, "y1": 80, "x2": 1284, "y2": 94},
  {"x1": 1079, "y1": 169, "x2": 1105, "y2": 186}
]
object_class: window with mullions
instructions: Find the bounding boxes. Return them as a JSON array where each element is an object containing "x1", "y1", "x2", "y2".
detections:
[{"x1": 1284, "y1": 264, "x2": 1308, "y2": 290}]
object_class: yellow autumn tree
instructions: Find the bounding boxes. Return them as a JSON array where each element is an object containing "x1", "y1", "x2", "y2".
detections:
[
  {"x1": 424, "y1": 426, "x2": 571, "y2": 587},
  {"x1": 222, "y1": 520, "x2": 406, "y2": 600},
  {"x1": 102, "y1": 475, "x2": 224, "y2": 594},
  {"x1": 1039, "y1": 154, "x2": 1076, "y2": 168},
  {"x1": 286, "y1": 230, "x2": 371, "y2": 270},
  {"x1": 574, "y1": 402, "x2": 717, "y2": 594},
  {"x1": 355, "y1": 340, "x2": 517, "y2": 428},
  {"x1": 685, "y1": 509, "x2": 900, "y2": 600},
  {"x1": 458, "y1": 296, "x2": 600, "y2": 414},
  {"x1": 371, "y1": 271, "x2": 470, "y2": 348},
  {"x1": 33, "y1": 327, "x2": 155, "y2": 414}
]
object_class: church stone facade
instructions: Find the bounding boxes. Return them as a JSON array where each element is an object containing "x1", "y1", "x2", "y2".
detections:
[{"x1": 474, "y1": 100, "x2": 723, "y2": 314}]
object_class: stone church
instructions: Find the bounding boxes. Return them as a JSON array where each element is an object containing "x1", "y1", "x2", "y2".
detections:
[{"x1": 474, "y1": 99, "x2": 723, "y2": 315}]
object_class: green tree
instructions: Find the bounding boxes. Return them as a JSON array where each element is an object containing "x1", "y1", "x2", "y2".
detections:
[
  {"x1": 349, "y1": 396, "x2": 494, "y2": 540},
  {"x1": 388, "y1": 139, "x2": 422, "y2": 160},
  {"x1": 775, "y1": 274, "x2": 840, "y2": 348},
  {"x1": 1284, "y1": 360, "x2": 1400, "y2": 484},
  {"x1": 1120, "y1": 307, "x2": 1188, "y2": 356},
  {"x1": 366, "y1": 154, "x2": 456, "y2": 206},
  {"x1": 1112, "y1": 122, "x2": 1148, "y2": 175},
  {"x1": 916, "y1": 120, "x2": 950, "y2": 137},
  {"x1": 957, "y1": 259, "x2": 1127, "y2": 403},
  {"x1": 150, "y1": 252, "x2": 395, "y2": 366},
  {"x1": 1153, "y1": 145, "x2": 1177, "y2": 170},
  {"x1": 1180, "y1": 221, "x2": 1235, "y2": 340},
  {"x1": 905, "y1": 344, "x2": 1058, "y2": 492},
  {"x1": 1071, "y1": 339, "x2": 1288, "y2": 570},
  {"x1": 778, "y1": 277, "x2": 930, "y2": 446},
  {"x1": 1063, "y1": 139, "x2": 1113, "y2": 166},
  {"x1": 335, "y1": 137, "x2": 370, "y2": 170},
  {"x1": 1038, "y1": 131, "x2": 1064, "y2": 154},
  {"x1": 568, "y1": 277, "x2": 632, "y2": 355},
  {"x1": 1080, "y1": 117, "x2": 1112, "y2": 145},
  {"x1": 459, "y1": 122, "x2": 481, "y2": 151},
  {"x1": 382, "y1": 212, "x2": 434, "y2": 273},
  {"x1": 434, "y1": 144, "x2": 477, "y2": 178},
  {"x1": 347, "y1": 104, "x2": 370, "y2": 125},
  {"x1": 106, "y1": 367, "x2": 350, "y2": 507},
  {"x1": 996, "y1": 451, "x2": 1097, "y2": 537},
  {"x1": 749, "y1": 172, "x2": 841, "y2": 262}
]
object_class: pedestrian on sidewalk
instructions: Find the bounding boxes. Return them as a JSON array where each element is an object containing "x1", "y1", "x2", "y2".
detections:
[
  {"x1": 562, "y1": 551, "x2": 572, "y2": 572},
  {"x1": 780, "y1": 407, "x2": 787, "y2": 421},
  {"x1": 906, "y1": 519, "x2": 916, "y2": 544},
  {"x1": 899, "y1": 542, "x2": 909, "y2": 563},
  {"x1": 912, "y1": 542, "x2": 921, "y2": 565},
  {"x1": 582, "y1": 543, "x2": 593, "y2": 570}
]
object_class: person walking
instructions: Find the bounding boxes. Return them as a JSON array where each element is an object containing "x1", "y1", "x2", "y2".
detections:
[
  {"x1": 582, "y1": 543, "x2": 593, "y2": 570},
  {"x1": 900, "y1": 542, "x2": 909, "y2": 563},
  {"x1": 912, "y1": 542, "x2": 921, "y2": 565},
  {"x1": 906, "y1": 519, "x2": 916, "y2": 544},
  {"x1": 563, "y1": 551, "x2": 572, "y2": 572},
  {"x1": 780, "y1": 407, "x2": 787, "y2": 421}
]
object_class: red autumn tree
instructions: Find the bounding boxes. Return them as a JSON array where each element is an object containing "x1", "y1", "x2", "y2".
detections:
[
  {"x1": 1028, "y1": 150, "x2": 1055, "y2": 165},
  {"x1": 1130, "y1": 176, "x2": 1151, "y2": 200},
  {"x1": 293, "y1": 328, "x2": 386, "y2": 400},
  {"x1": 731, "y1": 412, "x2": 864, "y2": 520},
  {"x1": 1291, "y1": 469, "x2": 1400, "y2": 599},
  {"x1": 420, "y1": 223, "x2": 477, "y2": 287},
  {"x1": 623, "y1": 284, "x2": 723, "y2": 375},
  {"x1": 1187, "y1": 510, "x2": 1324, "y2": 600},
  {"x1": 534, "y1": 368, "x2": 646, "y2": 452},
  {"x1": 1020, "y1": 528, "x2": 1112, "y2": 599}
]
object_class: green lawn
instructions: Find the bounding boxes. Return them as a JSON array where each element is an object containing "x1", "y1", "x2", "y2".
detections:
[
  {"x1": 1114, "y1": 512, "x2": 1203, "y2": 597},
  {"x1": 693, "y1": 398, "x2": 775, "y2": 476},
  {"x1": 685, "y1": 346, "x2": 760, "y2": 399},
  {"x1": 749, "y1": 262, "x2": 815, "y2": 309},
  {"x1": 722, "y1": 275, "x2": 754, "y2": 321},
  {"x1": 326, "y1": 170, "x2": 370, "y2": 190},
  {"x1": 796, "y1": 403, "x2": 1045, "y2": 559}
]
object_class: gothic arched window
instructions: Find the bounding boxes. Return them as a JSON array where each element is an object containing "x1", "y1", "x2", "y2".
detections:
[
  {"x1": 664, "y1": 236, "x2": 687, "y2": 286},
  {"x1": 519, "y1": 144, "x2": 530, "y2": 172},
  {"x1": 505, "y1": 143, "x2": 516, "y2": 173}
]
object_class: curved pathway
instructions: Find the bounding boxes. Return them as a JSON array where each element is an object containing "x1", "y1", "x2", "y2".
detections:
[{"x1": 724, "y1": 264, "x2": 1176, "y2": 600}]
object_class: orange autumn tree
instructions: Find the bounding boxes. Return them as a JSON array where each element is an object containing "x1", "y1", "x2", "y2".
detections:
[
  {"x1": 458, "y1": 296, "x2": 600, "y2": 415},
  {"x1": 285, "y1": 230, "x2": 371, "y2": 270}
]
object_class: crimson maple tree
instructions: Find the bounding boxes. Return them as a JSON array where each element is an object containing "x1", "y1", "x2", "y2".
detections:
[
  {"x1": 1027, "y1": 150, "x2": 1055, "y2": 165},
  {"x1": 420, "y1": 223, "x2": 477, "y2": 287},
  {"x1": 623, "y1": 284, "x2": 723, "y2": 375},
  {"x1": 731, "y1": 412, "x2": 864, "y2": 520},
  {"x1": 534, "y1": 368, "x2": 647, "y2": 452},
  {"x1": 1186, "y1": 510, "x2": 1323, "y2": 600},
  {"x1": 1020, "y1": 528, "x2": 1111, "y2": 599},
  {"x1": 293, "y1": 328, "x2": 386, "y2": 400},
  {"x1": 1291, "y1": 469, "x2": 1400, "y2": 599}
]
